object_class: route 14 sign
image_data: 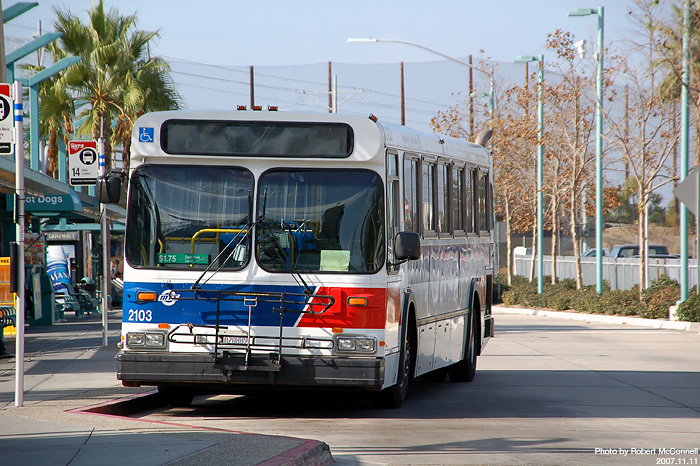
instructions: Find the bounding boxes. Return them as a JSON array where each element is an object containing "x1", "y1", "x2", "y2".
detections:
[
  {"x1": 0, "y1": 84, "x2": 13, "y2": 155},
  {"x1": 68, "y1": 140, "x2": 98, "y2": 185}
]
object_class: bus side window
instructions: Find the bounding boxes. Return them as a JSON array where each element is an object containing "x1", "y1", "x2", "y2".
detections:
[
  {"x1": 479, "y1": 170, "x2": 489, "y2": 233},
  {"x1": 438, "y1": 162, "x2": 450, "y2": 236},
  {"x1": 387, "y1": 151, "x2": 400, "y2": 270},
  {"x1": 422, "y1": 158, "x2": 436, "y2": 234},
  {"x1": 466, "y1": 167, "x2": 475, "y2": 234},
  {"x1": 403, "y1": 156, "x2": 420, "y2": 233},
  {"x1": 452, "y1": 164, "x2": 465, "y2": 234}
]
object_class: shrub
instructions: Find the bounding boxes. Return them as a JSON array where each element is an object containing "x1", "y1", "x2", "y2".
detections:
[
  {"x1": 641, "y1": 277, "x2": 680, "y2": 319},
  {"x1": 676, "y1": 290, "x2": 700, "y2": 322},
  {"x1": 603, "y1": 289, "x2": 644, "y2": 316},
  {"x1": 500, "y1": 274, "x2": 699, "y2": 322},
  {"x1": 569, "y1": 287, "x2": 606, "y2": 314}
]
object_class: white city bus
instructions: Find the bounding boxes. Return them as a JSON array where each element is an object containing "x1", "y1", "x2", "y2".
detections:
[{"x1": 104, "y1": 109, "x2": 495, "y2": 408}]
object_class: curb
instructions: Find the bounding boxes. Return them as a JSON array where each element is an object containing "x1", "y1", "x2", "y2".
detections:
[
  {"x1": 68, "y1": 390, "x2": 334, "y2": 466},
  {"x1": 255, "y1": 440, "x2": 333, "y2": 466},
  {"x1": 494, "y1": 305, "x2": 700, "y2": 334}
]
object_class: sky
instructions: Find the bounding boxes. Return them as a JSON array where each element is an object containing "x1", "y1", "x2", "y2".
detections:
[
  {"x1": 4, "y1": 1, "x2": 677, "y2": 125},
  {"x1": 1, "y1": 1, "x2": 680, "y2": 129},
  {"x1": 4, "y1": 0, "x2": 669, "y2": 66},
  {"x1": 2, "y1": 0, "x2": 682, "y2": 201}
]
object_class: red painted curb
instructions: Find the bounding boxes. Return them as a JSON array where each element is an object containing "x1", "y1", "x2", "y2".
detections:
[{"x1": 68, "y1": 392, "x2": 334, "y2": 466}]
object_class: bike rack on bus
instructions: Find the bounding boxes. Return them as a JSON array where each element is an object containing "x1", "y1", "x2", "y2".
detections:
[{"x1": 165, "y1": 288, "x2": 334, "y2": 376}]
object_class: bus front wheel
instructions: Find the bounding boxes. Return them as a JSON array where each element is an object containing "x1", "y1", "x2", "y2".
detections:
[{"x1": 375, "y1": 320, "x2": 414, "y2": 408}]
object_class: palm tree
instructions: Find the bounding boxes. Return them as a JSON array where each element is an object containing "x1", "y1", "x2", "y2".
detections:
[
  {"x1": 37, "y1": 0, "x2": 180, "y2": 174},
  {"x1": 21, "y1": 42, "x2": 73, "y2": 178}
]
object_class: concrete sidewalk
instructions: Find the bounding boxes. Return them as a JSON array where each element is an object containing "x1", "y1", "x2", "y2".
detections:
[
  {"x1": 0, "y1": 310, "x2": 332, "y2": 466},
  {"x1": 494, "y1": 304, "x2": 700, "y2": 333}
]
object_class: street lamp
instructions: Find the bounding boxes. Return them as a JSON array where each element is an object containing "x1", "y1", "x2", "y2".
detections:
[
  {"x1": 469, "y1": 91, "x2": 494, "y2": 128},
  {"x1": 347, "y1": 37, "x2": 494, "y2": 127},
  {"x1": 568, "y1": 6, "x2": 605, "y2": 294},
  {"x1": 515, "y1": 55, "x2": 544, "y2": 294}
]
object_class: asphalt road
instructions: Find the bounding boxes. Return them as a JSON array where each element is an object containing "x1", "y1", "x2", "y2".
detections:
[{"x1": 133, "y1": 311, "x2": 700, "y2": 465}]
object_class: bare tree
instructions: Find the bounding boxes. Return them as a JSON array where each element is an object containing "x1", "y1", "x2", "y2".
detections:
[
  {"x1": 544, "y1": 30, "x2": 599, "y2": 289},
  {"x1": 606, "y1": 0, "x2": 678, "y2": 296}
]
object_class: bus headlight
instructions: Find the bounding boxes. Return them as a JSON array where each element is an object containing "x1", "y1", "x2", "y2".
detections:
[
  {"x1": 126, "y1": 332, "x2": 166, "y2": 349},
  {"x1": 335, "y1": 336, "x2": 376, "y2": 354}
]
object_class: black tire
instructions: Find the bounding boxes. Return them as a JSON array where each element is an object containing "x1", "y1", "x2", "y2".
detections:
[
  {"x1": 158, "y1": 385, "x2": 195, "y2": 407},
  {"x1": 375, "y1": 318, "x2": 414, "y2": 408},
  {"x1": 448, "y1": 309, "x2": 477, "y2": 383}
]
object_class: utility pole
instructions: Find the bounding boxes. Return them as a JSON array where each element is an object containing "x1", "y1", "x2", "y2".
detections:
[
  {"x1": 625, "y1": 85, "x2": 629, "y2": 180},
  {"x1": 468, "y1": 55, "x2": 474, "y2": 137},
  {"x1": 328, "y1": 62, "x2": 332, "y2": 113},
  {"x1": 400, "y1": 62, "x2": 405, "y2": 125},
  {"x1": 249, "y1": 65, "x2": 254, "y2": 108}
]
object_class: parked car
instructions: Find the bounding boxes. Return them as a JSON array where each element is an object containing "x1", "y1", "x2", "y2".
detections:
[
  {"x1": 581, "y1": 248, "x2": 609, "y2": 257},
  {"x1": 609, "y1": 244, "x2": 670, "y2": 258},
  {"x1": 637, "y1": 254, "x2": 681, "y2": 259}
]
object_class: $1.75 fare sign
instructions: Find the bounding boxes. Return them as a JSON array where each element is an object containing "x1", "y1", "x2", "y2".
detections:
[{"x1": 68, "y1": 140, "x2": 98, "y2": 186}]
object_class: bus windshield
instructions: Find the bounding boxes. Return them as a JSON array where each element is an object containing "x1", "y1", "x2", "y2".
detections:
[
  {"x1": 257, "y1": 169, "x2": 385, "y2": 273},
  {"x1": 125, "y1": 165, "x2": 254, "y2": 269}
]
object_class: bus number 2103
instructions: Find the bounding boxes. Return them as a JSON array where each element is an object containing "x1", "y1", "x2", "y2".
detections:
[{"x1": 128, "y1": 309, "x2": 153, "y2": 322}]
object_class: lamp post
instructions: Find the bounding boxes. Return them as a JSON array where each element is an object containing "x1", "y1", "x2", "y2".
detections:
[
  {"x1": 568, "y1": 6, "x2": 605, "y2": 294},
  {"x1": 347, "y1": 37, "x2": 494, "y2": 126},
  {"x1": 680, "y1": 2, "x2": 690, "y2": 302},
  {"x1": 515, "y1": 55, "x2": 544, "y2": 294},
  {"x1": 469, "y1": 91, "x2": 494, "y2": 129}
]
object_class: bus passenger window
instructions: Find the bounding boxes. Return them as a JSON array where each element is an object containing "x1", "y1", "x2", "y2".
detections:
[
  {"x1": 438, "y1": 163, "x2": 450, "y2": 235},
  {"x1": 422, "y1": 161, "x2": 436, "y2": 233},
  {"x1": 387, "y1": 152, "x2": 400, "y2": 269},
  {"x1": 465, "y1": 168, "x2": 475, "y2": 233},
  {"x1": 452, "y1": 166, "x2": 464, "y2": 232},
  {"x1": 479, "y1": 171, "x2": 489, "y2": 232},
  {"x1": 403, "y1": 158, "x2": 419, "y2": 233}
]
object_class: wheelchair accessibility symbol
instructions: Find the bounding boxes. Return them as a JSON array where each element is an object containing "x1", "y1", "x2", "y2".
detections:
[{"x1": 139, "y1": 127, "x2": 154, "y2": 143}]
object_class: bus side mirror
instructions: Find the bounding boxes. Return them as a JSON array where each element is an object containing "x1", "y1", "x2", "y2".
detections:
[
  {"x1": 98, "y1": 173, "x2": 122, "y2": 204},
  {"x1": 394, "y1": 231, "x2": 421, "y2": 261}
]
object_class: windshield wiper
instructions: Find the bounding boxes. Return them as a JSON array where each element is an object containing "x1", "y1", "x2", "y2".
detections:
[
  {"x1": 191, "y1": 188, "x2": 313, "y2": 297},
  {"x1": 257, "y1": 188, "x2": 312, "y2": 296},
  {"x1": 191, "y1": 190, "x2": 253, "y2": 290}
]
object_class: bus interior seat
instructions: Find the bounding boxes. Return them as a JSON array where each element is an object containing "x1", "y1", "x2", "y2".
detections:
[
  {"x1": 295, "y1": 249, "x2": 321, "y2": 270},
  {"x1": 317, "y1": 204, "x2": 345, "y2": 250}
]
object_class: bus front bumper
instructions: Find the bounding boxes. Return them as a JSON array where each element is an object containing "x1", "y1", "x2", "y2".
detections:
[{"x1": 117, "y1": 351, "x2": 385, "y2": 389}]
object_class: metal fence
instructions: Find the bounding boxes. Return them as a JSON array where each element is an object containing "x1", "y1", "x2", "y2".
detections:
[{"x1": 513, "y1": 254, "x2": 700, "y2": 291}]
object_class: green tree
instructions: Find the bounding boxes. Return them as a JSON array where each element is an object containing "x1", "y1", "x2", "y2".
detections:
[{"x1": 38, "y1": 0, "x2": 180, "y2": 173}]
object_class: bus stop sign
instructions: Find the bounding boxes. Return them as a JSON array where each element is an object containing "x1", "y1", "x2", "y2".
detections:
[
  {"x1": 68, "y1": 140, "x2": 99, "y2": 186},
  {"x1": 0, "y1": 84, "x2": 13, "y2": 155}
]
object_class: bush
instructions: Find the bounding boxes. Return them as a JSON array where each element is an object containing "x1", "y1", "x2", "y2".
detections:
[
  {"x1": 676, "y1": 289, "x2": 700, "y2": 322},
  {"x1": 641, "y1": 277, "x2": 680, "y2": 319},
  {"x1": 500, "y1": 274, "x2": 698, "y2": 321}
]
